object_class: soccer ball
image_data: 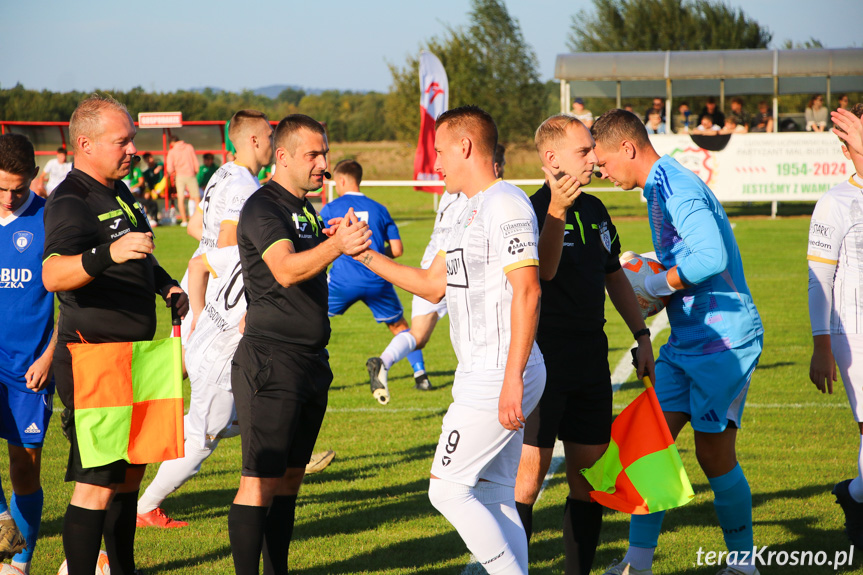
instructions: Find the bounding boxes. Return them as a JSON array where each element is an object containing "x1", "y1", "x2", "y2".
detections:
[
  {"x1": 619, "y1": 251, "x2": 669, "y2": 318},
  {"x1": 0, "y1": 565, "x2": 25, "y2": 575},
  {"x1": 57, "y1": 550, "x2": 110, "y2": 575}
]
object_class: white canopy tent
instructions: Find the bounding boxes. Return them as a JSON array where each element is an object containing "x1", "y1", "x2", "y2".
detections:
[{"x1": 555, "y1": 48, "x2": 863, "y2": 131}]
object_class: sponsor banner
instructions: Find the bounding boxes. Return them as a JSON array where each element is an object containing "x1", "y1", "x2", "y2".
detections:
[
  {"x1": 138, "y1": 112, "x2": 183, "y2": 129},
  {"x1": 649, "y1": 132, "x2": 854, "y2": 202}
]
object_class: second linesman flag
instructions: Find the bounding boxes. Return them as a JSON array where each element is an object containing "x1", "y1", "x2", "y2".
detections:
[
  {"x1": 69, "y1": 336, "x2": 184, "y2": 468},
  {"x1": 581, "y1": 375, "x2": 694, "y2": 514},
  {"x1": 413, "y1": 50, "x2": 448, "y2": 193}
]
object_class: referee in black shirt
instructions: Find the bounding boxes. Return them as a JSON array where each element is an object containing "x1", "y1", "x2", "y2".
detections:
[
  {"x1": 514, "y1": 115, "x2": 655, "y2": 575},
  {"x1": 229, "y1": 114, "x2": 370, "y2": 575},
  {"x1": 42, "y1": 95, "x2": 187, "y2": 575}
]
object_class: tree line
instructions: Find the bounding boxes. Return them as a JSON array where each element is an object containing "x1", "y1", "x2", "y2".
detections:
[{"x1": 1, "y1": 0, "x2": 792, "y2": 143}]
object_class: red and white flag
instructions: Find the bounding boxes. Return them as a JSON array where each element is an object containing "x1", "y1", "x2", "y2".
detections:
[{"x1": 413, "y1": 51, "x2": 448, "y2": 193}]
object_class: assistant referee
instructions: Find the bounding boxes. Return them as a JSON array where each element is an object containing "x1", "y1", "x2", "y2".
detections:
[
  {"x1": 228, "y1": 114, "x2": 370, "y2": 575},
  {"x1": 42, "y1": 94, "x2": 187, "y2": 575}
]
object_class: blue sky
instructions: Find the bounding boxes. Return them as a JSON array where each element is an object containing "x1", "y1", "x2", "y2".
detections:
[{"x1": 1, "y1": 0, "x2": 858, "y2": 94}]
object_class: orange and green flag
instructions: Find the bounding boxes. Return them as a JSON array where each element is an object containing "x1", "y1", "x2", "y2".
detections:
[
  {"x1": 582, "y1": 376, "x2": 694, "y2": 514},
  {"x1": 69, "y1": 337, "x2": 184, "y2": 469}
]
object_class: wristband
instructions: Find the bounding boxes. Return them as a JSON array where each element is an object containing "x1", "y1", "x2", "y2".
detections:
[
  {"x1": 644, "y1": 270, "x2": 678, "y2": 298},
  {"x1": 81, "y1": 244, "x2": 114, "y2": 277},
  {"x1": 633, "y1": 328, "x2": 651, "y2": 340}
]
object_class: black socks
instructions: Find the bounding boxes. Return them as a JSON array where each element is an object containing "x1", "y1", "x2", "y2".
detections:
[
  {"x1": 63, "y1": 505, "x2": 108, "y2": 575},
  {"x1": 563, "y1": 497, "x2": 603, "y2": 575}
]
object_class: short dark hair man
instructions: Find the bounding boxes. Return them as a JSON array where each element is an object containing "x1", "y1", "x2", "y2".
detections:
[
  {"x1": 228, "y1": 114, "x2": 370, "y2": 575},
  {"x1": 0, "y1": 134, "x2": 57, "y2": 573},
  {"x1": 514, "y1": 114, "x2": 654, "y2": 575},
  {"x1": 592, "y1": 109, "x2": 763, "y2": 575},
  {"x1": 352, "y1": 105, "x2": 545, "y2": 573},
  {"x1": 42, "y1": 94, "x2": 188, "y2": 575}
]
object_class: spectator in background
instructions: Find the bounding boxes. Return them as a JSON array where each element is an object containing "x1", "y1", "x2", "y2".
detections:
[
  {"x1": 751, "y1": 101, "x2": 774, "y2": 133},
  {"x1": 643, "y1": 97, "x2": 666, "y2": 124},
  {"x1": 623, "y1": 103, "x2": 634, "y2": 113},
  {"x1": 806, "y1": 95, "x2": 828, "y2": 132},
  {"x1": 728, "y1": 97, "x2": 750, "y2": 133},
  {"x1": 720, "y1": 116, "x2": 746, "y2": 135},
  {"x1": 698, "y1": 97, "x2": 725, "y2": 128},
  {"x1": 838, "y1": 94, "x2": 850, "y2": 111},
  {"x1": 141, "y1": 152, "x2": 164, "y2": 193},
  {"x1": 141, "y1": 153, "x2": 166, "y2": 223},
  {"x1": 166, "y1": 135, "x2": 200, "y2": 226},
  {"x1": 571, "y1": 98, "x2": 594, "y2": 128},
  {"x1": 123, "y1": 155, "x2": 144, "y2": 195},
  {"x1": 674, "y1": 102, "x2": 692, "y2": 133},
  {"x1": 257, "y1": 163, "x2": 274, "y2": 185},
  {"x1": 645, "y1": 110, "x2": 667, "y2": 134},
  {"x1": 197, "y1": 153, "x2": 218, "y2": 190},
  {"x1": 695, "y1": 114, "x2": 720, "y2": 134},
  {"x1": 124, "y1": 156, "x2": 159, "y2": 226},
  {"x1": 41, "y1": 146, "x2": 72, "y2": 196}
]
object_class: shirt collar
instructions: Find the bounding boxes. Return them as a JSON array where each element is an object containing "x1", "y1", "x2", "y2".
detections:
[{"x1": 0, "y1": 191, "x2": 35, "y2": 227}]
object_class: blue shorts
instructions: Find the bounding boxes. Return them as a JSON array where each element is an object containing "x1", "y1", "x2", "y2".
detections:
[
  {"x1": 654, "y1": 334, "x2": 762, "y2": 433},
  {"x1": 328, "y1": 280, "x2": 404, "y2": 324},
  {"x1": 0, "y1": 381, "x2": 53, "y2": 448}
]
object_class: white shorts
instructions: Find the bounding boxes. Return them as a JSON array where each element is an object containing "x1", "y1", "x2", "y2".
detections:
[
  {"x1": 430, "y1": 362, "x2": 546, "y2": 487},
  {"x1": 831, "y1": 334, "x2": 863, "y2": 422},
  {"x1": 411, "y1": 293, "x2": 448, "y2": 320},
  {"x1": 185, "y1": 374, "x2": 238, "y2": 450}
]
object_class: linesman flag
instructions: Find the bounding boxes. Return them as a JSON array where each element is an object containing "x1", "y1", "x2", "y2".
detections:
[
  {"x1": 413, "y1": 50, "x2": 448, "y2": 193},
  {"x1": 582, "y1": 375, "x2": 694, "y2": 514},
  {"x1": 69, "y1": 336, "x2": 184, "y2": 469}
]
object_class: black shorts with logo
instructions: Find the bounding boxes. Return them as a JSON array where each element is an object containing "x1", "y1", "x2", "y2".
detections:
[
  {"x1": 231, "y1": 337, "x2": 332, "y2": 478},
  {"x1": 523, "y1": 332, "x2": 612, "y2": 448}
]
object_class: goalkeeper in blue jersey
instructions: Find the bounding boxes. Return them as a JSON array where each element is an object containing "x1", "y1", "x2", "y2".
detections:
[
  {"x1": 321, "y1": 159, "x2": 430, "y2": 404},
  {"x1": 0, "y1": 134, "x2": 57, "y2": 573},
  {"x1": 592, "y1": 109, "x2": 764, "y2": 575}
]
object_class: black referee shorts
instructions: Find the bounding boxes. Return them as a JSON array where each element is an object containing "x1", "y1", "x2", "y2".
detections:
[
  {"x1": 231, "y1": 337, "x2": 332, "y2": 478},
  {"x1": 523, "y1": 332, "x2": 612, "y2": 448},
  {"x1": 54, "y1": 343, "x2": 145, "y2": 486}
]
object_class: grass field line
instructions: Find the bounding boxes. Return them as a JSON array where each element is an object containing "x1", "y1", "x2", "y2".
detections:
[{"x1": 611, "y1": 309, "x2": 670, "y2": 394}]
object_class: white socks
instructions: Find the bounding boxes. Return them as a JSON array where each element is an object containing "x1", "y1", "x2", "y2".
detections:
[
  {"x1": 380, "y1": 331, "x2": 416, "y2": 370},
  {"x1": 0, "y1": 510, "x2": 11, "y2": 520},
  {"x1": 428, "y1": 479, "x2": 527, "y2": 575},
  {"x1": 137, "y1": 440, "x2": 217, "y2": 514},
  {"x1": 622, "y1": 546, "x2": 656, "y2": 571}
]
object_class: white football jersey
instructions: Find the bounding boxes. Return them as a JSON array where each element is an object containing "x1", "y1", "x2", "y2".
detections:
[
  {"x1": 439, "y1": 180, "x2": 543, "y2": 372},
  {"x1": 420, "y1": 191, "x2": 467, "y2": 269},
  {"x1": 807, "y1": 174, "x2": 863, "y2": 334},
  {"x1": 195, "y1": 162, "x2": 260, "y2": 255},
  {"x1": 185, "y1": 246, "x2": 246, "y2": 390}
]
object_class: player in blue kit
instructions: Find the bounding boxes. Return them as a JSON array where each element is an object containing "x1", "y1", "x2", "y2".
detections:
[
  {"x1": 592, "y1": 110, "x2": 763, "y2": 575},
  {"x1": 321, "y1": 159, "x2": 429, "y2": 404},
  {"x1": 0, "y1": 134, "x2": 57, "y2": 574}
]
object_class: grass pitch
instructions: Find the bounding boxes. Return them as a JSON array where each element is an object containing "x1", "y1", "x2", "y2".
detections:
[{"x1": 13, "y1": 186, "x2": 862, "y2": 574}]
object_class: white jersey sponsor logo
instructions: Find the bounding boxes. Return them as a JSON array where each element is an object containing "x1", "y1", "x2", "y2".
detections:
[
  {"x1": 441, "y1": 181, "x2": 543, "y2": 372},
  {"x1": 807, "y1": 174, "x2": 863, "y2": 335}
]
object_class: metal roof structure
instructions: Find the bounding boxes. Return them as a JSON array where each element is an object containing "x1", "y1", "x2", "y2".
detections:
[{"x1": 555, "y1": 48, "x2": 863, "y2": 121}]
